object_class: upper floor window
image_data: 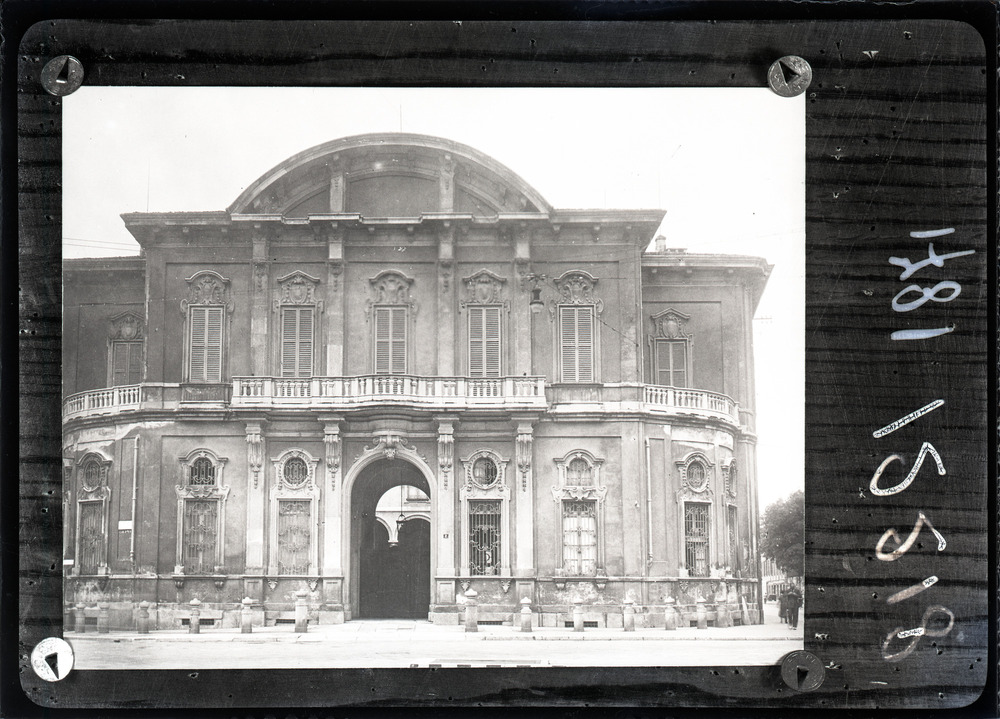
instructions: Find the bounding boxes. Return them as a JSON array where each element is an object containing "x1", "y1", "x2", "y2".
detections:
[
  {"x1": 468, "y1": 306, "x2": 502, "y2": 377},
  {"x1": 180, "y1": 271, "x2": 233, "y2": 383},
  {"x1": 368, "y1": 270, "x2": 416, "y2": 375},
  {"x1": 553, "y1": 271, "x2": 602, "y2": 384},
  {"x1": 559, "y1": 305, "x2": 595, "y2": 383},
  {"x1": 275, "y1": 271, "x2": 321, "y2": 378},
  {"x1": 649, "y1": 308, "x2": 692, "y2": 388},
  {"x1": 374, "y1": 306, "x2": 407, "y2": 374},
  {"x1": 107, "y1": 312, "x2": 145, "y2": 386}
]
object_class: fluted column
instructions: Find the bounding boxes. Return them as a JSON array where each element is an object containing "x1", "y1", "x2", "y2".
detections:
[
  {"x1": 244, "y1": 419, "x2": 267, "y2": 573},
  {"x1": 514, "y1": 418, "x2": 536, "y2": 576}
]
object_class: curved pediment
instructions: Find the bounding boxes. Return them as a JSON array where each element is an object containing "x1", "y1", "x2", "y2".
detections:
[{"x1": 229, "y1": 133, "x2": 552, "y2": 218}]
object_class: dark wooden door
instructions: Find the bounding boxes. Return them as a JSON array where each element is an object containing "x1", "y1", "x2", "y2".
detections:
[{"x1": 359, "y1": 518, "x2": 430, "y2": 619}]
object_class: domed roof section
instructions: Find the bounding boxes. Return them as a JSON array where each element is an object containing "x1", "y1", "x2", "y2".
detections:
[{"x1": 228, "y1": 133, "x2": 553, "y2": 218}]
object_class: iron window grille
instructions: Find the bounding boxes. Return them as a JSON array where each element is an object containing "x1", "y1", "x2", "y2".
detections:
[{"x1": 468, "y1": 499, "x2": 502, "y2": 576}]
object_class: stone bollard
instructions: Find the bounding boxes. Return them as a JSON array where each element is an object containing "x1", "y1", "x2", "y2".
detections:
[
  {"x1": 695, "y1": 598, "x2": 707, "y2": 630},
  {"x1": 97, "y1": 602, "x2": 110, "y2": 634},
  {"x1": 572, "y1": 598, "x2": 584, "y2": 632},
  {"x1": 74, "y1": 603, "x2": 86, "y2": 633},
  {"x1": 519, "y1": 597, "x2": 532, "y2": 633},
  {"x1": 137, "y1": 600, "x2": 150, "y2": 634},
  {"x1": 294, "y1": 589, "x2": 309, "y2": 633},
  {"x1": 189, "y1": 598, "x2": 201, "y2": 634},
  {"x1": 241, "y1": 597, "x2": 253, "y2": 634},
  {"x1": 464, "y1": 588, "x2": 479, "y2": 632},
  {"x1": 716, "y1": 602, "x2": 732, "y2": 628},
  {"x1": 663, "y1": 598, "x2": 677, "y2": 631},
  {"x1": 623, "y1": 598, "x2": 636, "y2": 632}
]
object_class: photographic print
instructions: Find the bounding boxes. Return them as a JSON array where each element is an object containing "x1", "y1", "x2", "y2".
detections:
[{"x1": 60, "y1": 86, "x2": 804, "y2": 669}]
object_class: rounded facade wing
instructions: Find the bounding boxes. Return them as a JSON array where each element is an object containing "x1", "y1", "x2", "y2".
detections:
[{"x1": 228, "y1": 133, "x2": 553, "y2": 218}]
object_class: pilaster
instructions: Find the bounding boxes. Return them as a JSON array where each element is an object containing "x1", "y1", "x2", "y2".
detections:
[
  {"x1": 514, "y1": 418, "x2": 536, "y2": 576},
  {"x1": 326, "y1": 224, "x2": 345, "y2": 376},
  {"x1": 513, "y1": 226, "x2": 533, "y2": 376},
  {"x1": 320, "y1": 416, "x2": 343, "y2": 576},
  {"x1": 250, "y1": 227, "x2": 270, "y2": 376},
  {"x1": 244, "y1": 419, "x2": 267, "y2": 573},
  {"x1": 437, "y1": 225, "x2": 456, "y2": 376},
  {"x1": 435, "y1": 416, "x2": 457, "y2": 577}
]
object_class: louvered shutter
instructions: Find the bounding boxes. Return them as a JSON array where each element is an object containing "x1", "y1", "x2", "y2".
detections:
[
  {"x1": 468, "y1": 306, "x2": 501, "y2": 377},
  {"x1": 189, "y1": 306, "x2": 224, "y2": 382},
  {"x1": 112, "y1": 342, "x2": 129, "y2": 386},
  {"x1": 655, "y1": 340, "x2": 688, "y2": 387},
  {"x1": 560, "y1": 306, "x2": 594, "y2": 383},
  {"x1": 375, "y1": 307, "x2": 407, "y2": 374},
  {"x1": 281, "y1": 307, "x2": 314, "y2": 378},
  {"x1": 126, "y1": 341, "x2": 143, "y2": 384},
  {"x1": 671, "y1": 340, "x2": 687, "y2": 387},
  {"x1": 655, "y1": 340, "x2": 672, "y2": 386}
]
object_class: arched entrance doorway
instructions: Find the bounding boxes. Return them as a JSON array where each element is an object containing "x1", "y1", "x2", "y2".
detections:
[{"x1": 349, "y1": 458, "x2": 432, "y2": 619}]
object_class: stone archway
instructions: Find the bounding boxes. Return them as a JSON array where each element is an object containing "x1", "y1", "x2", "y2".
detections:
[{"x1": 347, "y1": 458, "x2": 433, "y2": 619}]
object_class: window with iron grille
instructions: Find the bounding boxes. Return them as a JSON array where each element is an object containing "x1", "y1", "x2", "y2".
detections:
[
  {"x1": 283, "y1": 457, "x2": 309, "y2": 488},
  {"x1": 280, "y1": 306, "x2": 314, "y2": 377},
  {"x1": 472, "y1": 457, "x2": 498, "y2": 488},
  {"x1": 82, "y1": 459, "x2": 104, "y2": 488},
  {"x1": 653, "y1": 338, "x2": 688, "y2": 387},
  {"x1": 277, "y1": 500, "x2": 311, "y2": 574},
  {"x1": 189, "y1": 458, "x2": 216, "y2": 486},
  {"x1": 559, "y1": 305, "x2": 595, "y2": 383},
  {"x1": 684, "y1": 502, "x2": 710, "y2": 578},
  {"x1": 78, "y1": 501, "x2": 105, "y2": 574},
  {"x1": 566, "y1": 457, "x2": 593, "y2": 486},
  {"x1": 562, "y1": 500, "x2": 597, "y2": 575},
  {"x1": 188, "y1": 305, "x2": 224, "y2": 382},
  {"x1": 468, "y1": 305, "x2": 502, "y2": 377},
  {"x1": 110, "y1": 340, "x2": 143, "y2": 386},
  {"x1": 728, "y1": 505, "x2": 739, "y2": 572},
  {"x1": 183, "y1": 499, "x2": 218, "y2": 573},
  {"x1": 468, "y1": 500, "x2": 501, "y2": 576},
  {"x1": 374, "y1": 306, "x2": 407, "y2": 374}
]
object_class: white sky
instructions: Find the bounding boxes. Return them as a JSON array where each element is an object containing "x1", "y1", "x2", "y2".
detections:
[{"x1": 63, "y1": 86, "x2": 804, "y2": 508}]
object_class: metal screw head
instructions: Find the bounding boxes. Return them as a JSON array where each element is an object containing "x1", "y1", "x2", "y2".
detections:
[
  {"x1": 40, "y1": 55, "x2": 84, "y2": 96},
  {"x1": 767, "y1": 56, "x2": 812, "y2": 97},
  {"x1": 780, "y1": 650, "x2": 825, "y2": 692}
]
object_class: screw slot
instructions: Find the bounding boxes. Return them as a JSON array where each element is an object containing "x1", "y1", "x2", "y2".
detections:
[{"x1": 40, "y1": 55, "x2": 84, "y2": 96}]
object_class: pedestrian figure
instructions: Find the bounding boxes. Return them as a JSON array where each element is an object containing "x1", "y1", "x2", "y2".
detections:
[
  {"x1": 786, "y1": 588, "x2": 802, "y2": 629},
  {"x1": 778, "y1": 590, "x2": 788, "y2": 624}
]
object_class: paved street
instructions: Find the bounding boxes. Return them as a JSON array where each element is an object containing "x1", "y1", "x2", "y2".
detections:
[{"x1": 68, "y1": 602, "x2": 803, "y2": 669}]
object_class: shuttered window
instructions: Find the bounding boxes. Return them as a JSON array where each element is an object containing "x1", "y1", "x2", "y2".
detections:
[
  {"x1": 559, "y1": 306, "x2": 595, "y2": 383},
  {"x1": 188, "y1": 306, "x2": 224, "y2": 382},
  {"x1": 110, "y1": 341, "x2": 143, "y2": 386},
  {"x1": 655, "y1": 339, "x2": 688, "y2": 387},
  {"x1": 280, "y1": 306, "x2": 314, "y2": 378},
  {"x1": 468, "y1": 306, "x2": 501, "y2": 377},
  {"x1": 374, "y1": 306, "x2": 407, "y2": 374}
]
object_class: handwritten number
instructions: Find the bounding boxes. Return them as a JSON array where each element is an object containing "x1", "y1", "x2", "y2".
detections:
[
  {"x1": 881, "y1": 605, "x2": 955, "y2": 662},
  {"x1": 891, "y1": 281, "x2": 961, "y2": 313},
  {"x1": 876, "y1": 512, "x2": 947, "y2": 561},
  {"x1": 889, "y1": 242, "x2": 976, "y2": 281},
  {"x1": 869, "y1": 443, "x2": 946, "y2": 496}
]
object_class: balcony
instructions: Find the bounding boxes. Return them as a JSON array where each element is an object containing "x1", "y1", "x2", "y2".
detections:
[
  {"x1": 63, "y1": 378, "x2": 738, "y2": 426},
  {"x1": 231, "y1": 375, "x2": 548, "y2": 412}
]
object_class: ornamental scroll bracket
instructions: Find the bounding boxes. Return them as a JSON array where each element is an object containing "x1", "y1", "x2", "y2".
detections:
[
  {"x1": 548, "y1": 270, "x2": 603, "y2": 319},
  {"x1": 366, "y1": 270, "x2": 418, "y2": 316},
  {"x1": 323, "y1": 424, "x2": 341, "y2": 491},
  {"x1": 273, "y1": 271, "x2": 323, "y2": 313},
  {"x1": 515, "y1": 422, "x2": 534, "y2": 492},
  {"x1": 551, "y1": 449, "x2": 607, "y2": 503},
  {"x1": 437, "y1": 421, "x2": 455, "y2": 491},
  {"x1": 245, "y1": 421, "x2": 265, "y2": 489},
  {"x1": 675, "y1": 451, "x2": 715, "y2": 501},
  {"x1": 180, "y1": 270, "x2": 234, "y2": 315},
  {"x1": 108, "y1": 311, "x2": 145, "y2": 341}
]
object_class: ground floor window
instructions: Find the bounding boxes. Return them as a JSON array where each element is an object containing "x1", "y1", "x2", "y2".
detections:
[
  {"x1": 468, "y1": 500, "x2": 502, "y2": 575},
  {"x1": 562, "y1": 500, "x2": 597, "y2": 575},
  {"x1": 78, "y1": 501, "x2": 105, "y2": 574},
  {"x1": 277, "y1": 499, "x2": 311, "y2": 574},
  {"x1": 684, "y1": 502, "x2": 710, "y2": 577},
  {"x1": 183, "y1": 499, "x2": 218, "y2": 573}
]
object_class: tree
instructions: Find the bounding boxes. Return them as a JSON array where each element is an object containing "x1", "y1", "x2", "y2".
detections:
[{"x1": 760, "y1": 490, "x2": 804, "y2": 577}]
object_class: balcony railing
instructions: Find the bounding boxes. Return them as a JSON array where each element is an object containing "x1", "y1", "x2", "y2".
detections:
[
  {"x1": 231, "y1": 375, "x2": 548, "y2": 411},
  {"x1": 63, "y1": 378, "x2": 739, "y2": 425}
]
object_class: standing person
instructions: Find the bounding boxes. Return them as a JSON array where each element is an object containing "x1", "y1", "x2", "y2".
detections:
[
  {"x1": 777, "y1": 589, "x2": 788, "y2": 624},
  {"x1": 786, "y1": 587, "x2": 802, "y2": 629}
]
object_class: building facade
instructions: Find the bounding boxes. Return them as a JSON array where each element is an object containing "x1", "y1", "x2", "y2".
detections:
[{"x1": 62, "y1": 133, "x2": 771, "y2": 630}]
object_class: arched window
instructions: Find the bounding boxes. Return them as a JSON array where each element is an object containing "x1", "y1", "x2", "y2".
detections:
[
  {"x1": 566, "y1": 457, "x2": 593, "y2": 486},
  {"x1": 472, "y1": 457, "x2": 498, "y2": 488},
  {"x1": 687, "y1": 461, "x2": 707, "y2": 490},
  {"x1": 190, "y1": 458, "x2": 216, "y2": 486},
  {"x1": 176, "y1": 449, "x2": 229, "y2": 575},
  {"x1": 269, "y1": 450, "x2": 320, "y2": 576},
  {"x1": 553, "y1": 450, "x2": 607, "y2": 576}
]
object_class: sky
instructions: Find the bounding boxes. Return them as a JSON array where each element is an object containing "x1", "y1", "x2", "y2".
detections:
[{"x1": 63, "y1": 86, "x2": 804, "y2": 508}]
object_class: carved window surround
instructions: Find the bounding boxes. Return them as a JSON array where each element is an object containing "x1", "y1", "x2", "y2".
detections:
[
  {"x1": 106, "y1": 312, "x2": 145, "y2": 386},
  {"x1": 174, "y1": 448, "x2": 230, "y2": 575},
  {"x1": 675, "y1": 451, "x2": 716, "y2": 575},
  {"x1": 547, "y1": 270, "x2": 604, "y2": 318},
  {"x1": 272, "y1": 271, "x2": 323, "y2": 377},
  {"x1": 180, "y1": 270, "x2": 234, "y2": 383},
  {"x1": 551, "y1": 449, "x2": 607, "y2": 575},
  {"x1": 648, "y1": 308, "x2": 693, "y2": 387},
  {"x1": 459, "y1": 449, "x2": 511, "y2": 577},
  {"x1": 366, "y1": 270, "x2": 418, "y2": 374},
  {"x1": 268, "y1": 449, "x2": 320, "y2": 576},
  {"x1": 74, "y1": 452, "x2": 113, "y2": 576}
]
